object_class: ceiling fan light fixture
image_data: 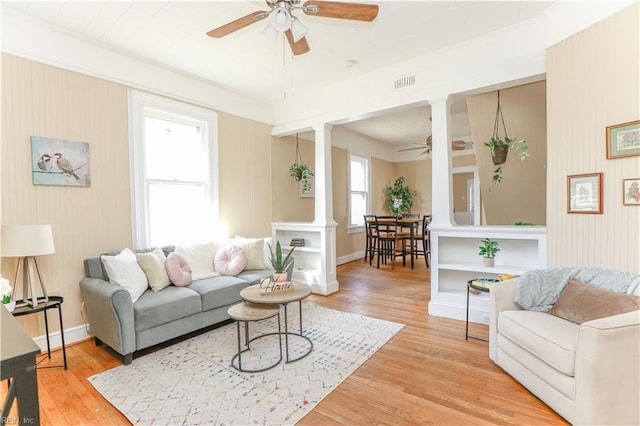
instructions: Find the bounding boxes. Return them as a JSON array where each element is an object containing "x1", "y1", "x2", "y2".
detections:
[
  {"x1": 290, "y1": 16, "x2": 308, "y2": 42},
  {"x1": 260, "y1": 21, "x2": 279, "y2": 40},
  {"x1": 270, "y1": 7, "x2": 291, "y2": 32}
]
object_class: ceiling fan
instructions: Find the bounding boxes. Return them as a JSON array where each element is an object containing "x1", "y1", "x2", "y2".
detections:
[
  {"x1": 398, "y1": 136, "x2": 471, "y2": 156},
  {"x1": 206, "y1": 0, "x2": 379, "y2": 56}
]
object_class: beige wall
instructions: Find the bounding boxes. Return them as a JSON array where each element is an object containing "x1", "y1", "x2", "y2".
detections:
[
  {"x1": 1, "y1": 54, "x2": 131, "y2": 336},
  {"x1": 1, "y1": 54, "x2": 276, "y2": 337},
  {"x1": 546, "y1": 4, "x2": 639, "y2": 270},
  {"x1": 467, "y1": 81, "x2": 547, "y2": 225},
  {"x1": 271, "y1": 135, "x2": 315, "y2": 222},
  {"x1": 371, "y1": 157, "x2": 395, "y2": 214},
  {"x1": 453, "y1": 172, "x2": 474, "y2": 212},
  {"x1": 392, "y1": 160, "x2": 432, "y2": 216}
]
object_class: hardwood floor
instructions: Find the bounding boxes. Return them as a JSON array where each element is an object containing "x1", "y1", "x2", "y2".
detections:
[{"x1": 3, "y1": 260, "x2": 567, "y2": 425}]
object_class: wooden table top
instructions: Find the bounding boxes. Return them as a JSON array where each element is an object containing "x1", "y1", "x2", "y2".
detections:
[
  {"x1": 227, "y1": 302, "x2": 280, "y2": 321},
  {"x1": 240, "y1": 282, "x2": 312, "y2": 304}
]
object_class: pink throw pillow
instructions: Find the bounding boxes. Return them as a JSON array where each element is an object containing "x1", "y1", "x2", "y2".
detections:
[
  {"x1": 165, "y1": 252, "x2": 192, "y2": 287},
  {"x1": 214, "y1": 245, "x2": 248, "y2": 276}
]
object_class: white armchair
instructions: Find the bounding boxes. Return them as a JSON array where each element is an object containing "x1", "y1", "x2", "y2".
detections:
[{"x1": 490, "y1": 278, "x2": 640, "y2": 425}]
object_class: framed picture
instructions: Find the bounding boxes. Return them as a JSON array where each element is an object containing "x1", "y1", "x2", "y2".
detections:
[
  {"x1": 31, "y1": 136, "x2": 90, "y2": 187},
  {"x1": 623, "y1": 178, "x2": 640, "y2": 206},
  {"x1": 299, "y1": 177, "x2": 314, "y2": 198},
  {"x1": 567, "y1": 173, "x2": 603, "y2": 214},
  {"x1": 606, "y1": 120, "x2": 640, "y2": 159}
]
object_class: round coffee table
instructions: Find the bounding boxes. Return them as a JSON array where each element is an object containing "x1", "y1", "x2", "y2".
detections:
[
  {"x1": 227, "y1": 302, "x2": 282, "y2": 373},
  {"x1": 240, "y1": 282, "x2": 313, "y2": 363}
]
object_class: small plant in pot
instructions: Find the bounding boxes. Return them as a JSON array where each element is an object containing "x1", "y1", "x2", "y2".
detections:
[
  {"x1": 289, "y1": 163, "x2": 314, "y2": 194},
  {"x1": 478, "y1": 238, "x2": 500, "y2": 267},
  {"x1": 268, "y1": 241, "x2": 295, "y2": 282},
  {"x1": 484, "y1": 136, "x2": 529, "y2": 185},
  {"x1": 1, "y1": 276, "x2": 14, "y2": 312}
]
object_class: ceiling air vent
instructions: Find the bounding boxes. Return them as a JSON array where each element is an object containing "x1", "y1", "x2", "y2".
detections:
[{"x1": 394, "y1": 75, "x2": 416, "y2": 90}]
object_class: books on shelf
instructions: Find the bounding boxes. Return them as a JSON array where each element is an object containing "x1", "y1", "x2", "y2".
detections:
[{"x1": 290, "y1": 238, "x2": 305, "y2": 247}]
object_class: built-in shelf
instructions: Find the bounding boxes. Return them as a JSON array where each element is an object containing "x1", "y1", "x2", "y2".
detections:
[
  {"x1": 271, "y1": 222, "x2": 338, "y2": 295},
  {"x1": 429, "y1": 225, "x2": 547, "y2": 324}
]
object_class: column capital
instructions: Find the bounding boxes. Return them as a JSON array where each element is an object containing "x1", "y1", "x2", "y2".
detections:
[
  {"x1": 428, "y1": 96, "x2": 451, "y2": 107},
  {"x1": 312, "y1": 123, "x2": 333, "y2": 133}
]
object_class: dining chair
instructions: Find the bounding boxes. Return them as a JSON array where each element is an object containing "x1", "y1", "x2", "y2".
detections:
[
  {"x1": 363, "y1": 214, "x2": 377, "y2": 264},
  {"x1": 374, "y1": 216, "x2": 406, "y2": 269},
  {"x1": 421, "y1": 214, "x2": 432, "y2": 267}
]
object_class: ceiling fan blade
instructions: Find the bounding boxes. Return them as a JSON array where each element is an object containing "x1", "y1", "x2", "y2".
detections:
[
  {"x1": 206, "y1": 11, "x2": 268, "y2": 38},
  {"x1": 398, "y1": 146, "x2": 429, "y2": 152},
  {"x1": 303, "y1": 1, "x2": 379, "y2": 22},
  {"x1": 285, "y1": 30, "x2": 311, "y2": 55}
]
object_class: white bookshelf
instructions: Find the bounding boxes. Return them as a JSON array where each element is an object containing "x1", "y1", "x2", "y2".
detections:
[
  {"x1": 429, "y1": 225, "x2": 547, "y2": 324},
  {"x1": 271, "y1": 222, "x2": 338, "y2": 295}
]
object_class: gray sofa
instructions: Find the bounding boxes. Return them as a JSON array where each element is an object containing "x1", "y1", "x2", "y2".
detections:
[{"x1": 80, "y1": 245, "x2": 289, "y2": 365}]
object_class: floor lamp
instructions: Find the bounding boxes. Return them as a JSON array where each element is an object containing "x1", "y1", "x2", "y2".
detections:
[{"x1": 1, "y1": 224, "x2": 55, "y2": 308}]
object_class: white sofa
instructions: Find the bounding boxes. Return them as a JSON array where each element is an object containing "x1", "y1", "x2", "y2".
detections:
[{"x1": 490, "y1": 277, "x2": 640, "y2": 425}]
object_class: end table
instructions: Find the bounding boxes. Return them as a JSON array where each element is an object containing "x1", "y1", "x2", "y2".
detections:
[
  {"x1": 12, "y1": 296, "x2": 67, "y2": 370},
  {"x1": 465, "y1": 279, "x2": 497, "y2": 342}
]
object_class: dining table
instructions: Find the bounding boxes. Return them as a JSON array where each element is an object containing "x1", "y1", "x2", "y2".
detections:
[{"x1": 372, "y1": 216, "x2": 422, "y2": 269}]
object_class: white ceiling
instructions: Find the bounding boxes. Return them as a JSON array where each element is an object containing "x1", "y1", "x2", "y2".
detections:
[{"x1": 3, "y1": 0, "x2": 556, "y2": 148}]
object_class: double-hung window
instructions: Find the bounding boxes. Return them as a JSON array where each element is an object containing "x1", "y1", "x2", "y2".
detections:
[
  {"x1": 130, "y1": 91, "x2": 218, "y2": 247},
  {"x1": 349, "y1": 154, "x2": 370, "y2": 229}
]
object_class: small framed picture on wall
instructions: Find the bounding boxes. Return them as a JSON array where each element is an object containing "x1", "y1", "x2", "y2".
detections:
[
  {"x1": 567, "y1": 173, "x2": 603, "y2": 214},
  {"x1": 606, "y1": 120, "x2": 640, "y2": 159},
  {"x1": 623, "y1": 178, "x2": 640, "y2": 206}
]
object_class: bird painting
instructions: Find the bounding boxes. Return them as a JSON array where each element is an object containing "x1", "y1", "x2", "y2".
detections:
[
  {"x1": 37, "y1": 154, "x2": 53, "y2": 172},
  {"x1": 54, "y1": 152, "x2": 80, "y2": 180}
]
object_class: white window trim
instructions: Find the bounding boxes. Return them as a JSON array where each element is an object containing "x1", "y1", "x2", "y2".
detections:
[
  {"x1": 347, "y1": 152, "x2": 371, "y2": 233},
  {"x1": 128, "y1": 90, "x2": 219, "y2": 247}
]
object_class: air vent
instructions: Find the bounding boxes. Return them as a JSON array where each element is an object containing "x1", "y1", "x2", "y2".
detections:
[{"x1": 394, "y1": 75, "x2": 416, "y2": 89}]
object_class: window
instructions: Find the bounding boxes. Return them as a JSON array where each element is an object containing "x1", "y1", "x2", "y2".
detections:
[
  {"x1": 130, "y1": 91, "x2": 218, "y2": 247},
  {"x1": 349, "y1": 155, "x2": 369, "y2": 228}
]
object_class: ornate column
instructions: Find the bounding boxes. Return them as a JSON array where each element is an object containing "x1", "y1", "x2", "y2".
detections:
[{"x1": 430, "y1": 97, "x2": 456, "y2": 227}]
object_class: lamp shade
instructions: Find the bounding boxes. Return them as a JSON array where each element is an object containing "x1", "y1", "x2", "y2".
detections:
[
  {"x1": 1, "y1": 224, "x2": 55, "y2": 257},
  {"x1": 269, "y1": 7, "x2": 291, "y2": 32},
  {"x1": 290, "y1": 17, "x2": 308, "y2": 42}
]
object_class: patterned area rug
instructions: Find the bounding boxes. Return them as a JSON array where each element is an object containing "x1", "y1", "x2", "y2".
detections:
[{"x1": 88, "y1": 303, "x2": 404, "y2": 425}]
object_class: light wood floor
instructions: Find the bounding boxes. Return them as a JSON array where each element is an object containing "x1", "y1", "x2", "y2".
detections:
[{"x1": 4, "y1": 260, "x2": 568, "y2": 425}]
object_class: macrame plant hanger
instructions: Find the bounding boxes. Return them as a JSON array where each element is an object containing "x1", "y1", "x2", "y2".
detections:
[
  {"x1": 294, "y1": 133, "x2": 303, "y2": 169},
  {"x1": 491, "y1": 90, "x2": 510, "y2": 165}
]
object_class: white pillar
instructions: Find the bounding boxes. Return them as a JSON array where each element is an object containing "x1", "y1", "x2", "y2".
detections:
[
  {"x1": 430, "y1": 97, "x2": 456, "y2": 227},
  {"x1": 312, "y1": 123, "x2": 337, "y2": 227}
]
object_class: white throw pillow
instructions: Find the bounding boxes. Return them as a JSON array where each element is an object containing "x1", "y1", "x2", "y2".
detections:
[
  {"x1": 233, "y1": 237, "x2": 265, "y2": 270},
  {"x1": 174, "y1": 242, "x2": 220, "y2": 280},
  {"x1": 263, "y1": 237, "x2": 273, "y2": 269},
  {"x1": 136, "y1": 248, "x2": 171, "y2": 292},
  {"x1": 101, "y1": 248, "x2": 148, "y2": 303}
]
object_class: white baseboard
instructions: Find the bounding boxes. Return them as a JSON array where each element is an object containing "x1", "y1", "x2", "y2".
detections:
[
  {"x1": 33, "y1": 324, "x2": 91, "y2": 353},
  {"x1": 337, "y1": 251, "x2": 364, "y2": 265}
]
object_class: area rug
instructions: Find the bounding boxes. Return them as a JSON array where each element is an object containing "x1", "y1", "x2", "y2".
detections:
[{"x1": 88, "y1": 303, "x2": 404, "y2": 425}]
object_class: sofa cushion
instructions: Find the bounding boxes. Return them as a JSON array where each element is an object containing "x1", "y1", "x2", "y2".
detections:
[
  {"x1": 235, "y1": 269, "x2": 273, "y2": 285},
  {"x1": 549, "y1": 277, "x2": 640, "y2": 324},
  {"x1": 101, "y1": 248, "x2": 148, "y2": 303},
  {"x1": 134, "y1": 286, "x2": 202, "y2": 331},
  {"x1": 232, "y1": 237, "x2": 265, "y2": 270},
  {"x1": 136, "y1": 248, "x2": 171, "y2": 292},
  {"x1": 166, "y1": 252, "x2": 192, "y2": 287},
  {"x1": 174, "y1": 241, "x2": 219, "y2": 280},
  {"x1": 188, "y1": 275, "x2": 251, "y2": 311},
  {"x1": 499, "y1": 310, "x2": 579, "y2": 376},
  {"x1": 214, "y1": 245, "x2": 247, "y2": 276}
]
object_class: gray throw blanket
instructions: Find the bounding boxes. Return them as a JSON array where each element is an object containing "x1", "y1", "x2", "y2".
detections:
[{"x1": 514, "y1": 267, "x2": 640, "y2": 312}]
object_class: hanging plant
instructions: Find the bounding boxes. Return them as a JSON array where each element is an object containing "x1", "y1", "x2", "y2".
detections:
[
  {"x1": 484, "y1": 91, "x2": 530, "y2": 185},
  {"x1": 384, "y1": 177, "x2": 415, "y2": 215},
  {"x1": 289, "y1": 134, "x2": 314, "y2": 193}
]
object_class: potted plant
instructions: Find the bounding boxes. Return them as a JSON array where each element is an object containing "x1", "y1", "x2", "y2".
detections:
[
  {"x1": 478, "y1": 238, "x2": 500, "y2": 267},
  {"x1": 289, "y1": 163, "x2": 314, "y2": 194},
  {"x1": 268, "y1": 241, "x2": 295, "y2": 282},
  {"x1": 1, "y1": 276, "x2": 15, "y2": 312},
  {"x1": 484, "y1": 136, "x2": 529, "y2": 184},
  {"x1": 384, "y1": 176, "x2": 416, "y2": 216}
]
